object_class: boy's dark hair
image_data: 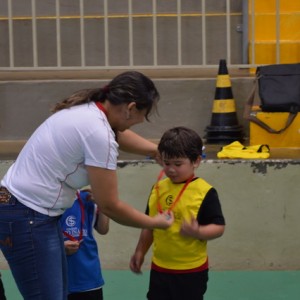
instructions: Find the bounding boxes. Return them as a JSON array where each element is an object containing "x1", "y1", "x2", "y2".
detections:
[{"x1": 158, "y1": 126, "x2": 203, "y2": 162}]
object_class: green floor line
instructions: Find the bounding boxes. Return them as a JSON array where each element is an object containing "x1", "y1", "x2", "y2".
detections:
[{"x1": 1, "y1": 270, "x2": 300, "y2": 299}]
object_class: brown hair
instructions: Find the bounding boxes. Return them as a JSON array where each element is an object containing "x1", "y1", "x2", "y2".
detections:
[
  {"x1": 158, "y1": 127, "x2": 203, "y2": 162},
  {"x1": 51, "y1": 71, "x2": 160, "y2": 121}
]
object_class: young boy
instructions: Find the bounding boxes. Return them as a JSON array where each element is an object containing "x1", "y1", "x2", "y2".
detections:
[
  {"x1": 0, "y1": 272, "x2": 6, "y2": 300},
  {"x1": 60, "y1": 189, "x2": 109, "y2": 300},
  {"x1": 130, "y1": 126, "x2": 225, "y2": 300}
]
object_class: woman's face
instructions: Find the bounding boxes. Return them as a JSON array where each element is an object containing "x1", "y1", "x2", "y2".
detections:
[{"x1": 112, "y1": 103, "x2": 147, "y2": 132}]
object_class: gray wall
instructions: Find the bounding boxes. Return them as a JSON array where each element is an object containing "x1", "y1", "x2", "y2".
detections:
[
  {"x1": 1, "y1": 159, "x2": 299, "y2": 271},
  {"x1": 0, "y1": 77, "x2": 254, "y2": 141}
]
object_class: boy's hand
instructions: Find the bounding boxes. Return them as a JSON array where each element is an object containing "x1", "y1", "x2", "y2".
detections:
[
  {"x1": 64, "y1": 240, "x2": 82, "y2": 255},
  {"x1": 180, "y1": 216, "x2": 199, "y2": 238},
  {"x1": 129, "y1": 252, "x2": 144, "y2": 274},
  {"x1": 180, "y1": 217, "x2": 225, "y2": 240}
]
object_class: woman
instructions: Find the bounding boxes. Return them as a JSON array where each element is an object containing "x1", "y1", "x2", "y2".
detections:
[{"x1": 0, "y1": 71, "x2": 173, "y2": 300}]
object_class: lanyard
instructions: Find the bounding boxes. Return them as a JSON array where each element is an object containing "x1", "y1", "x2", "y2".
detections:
[
  {"x1": 63, "y1": 191, "x2": 85, "y2": 242},
  {"x1": 95, "y1": 101, "x2": 119, "y2": 139},
  {"x1": 155, "y1": 170, "x2": 194, "y2": 214},
  {"x1": 95, "y1": 102, "x2": 108, "y2": 117}
]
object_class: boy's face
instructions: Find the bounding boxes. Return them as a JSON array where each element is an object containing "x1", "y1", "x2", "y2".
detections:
[{"x1": 162, "y1": 156, "x2": 200, "y2": 183}]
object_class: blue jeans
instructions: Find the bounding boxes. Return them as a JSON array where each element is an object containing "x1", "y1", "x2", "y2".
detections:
[{"x1": 0, "y1": 195, "x2": 68, "y2": 300}]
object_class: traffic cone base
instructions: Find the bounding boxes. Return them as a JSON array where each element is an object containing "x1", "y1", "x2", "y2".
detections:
[{"x1": 210, "y1": 112, "x2": 239, "y2": 127}]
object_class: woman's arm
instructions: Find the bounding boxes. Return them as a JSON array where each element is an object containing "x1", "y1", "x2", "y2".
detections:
[
  {"x1": 87, "y1": 166, "x2": 173, "y2": 229},
  {"x1": 117, "y1": 130, "x2": 158, "y2": 158}
]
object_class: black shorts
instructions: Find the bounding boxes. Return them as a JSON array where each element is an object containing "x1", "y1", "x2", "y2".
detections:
[
  {"x1": 147, "y1": 269, "x2": 209, "y2": 300},
  {"x1": 68, "y1": 288, "x2": 103, "y2": 300}
]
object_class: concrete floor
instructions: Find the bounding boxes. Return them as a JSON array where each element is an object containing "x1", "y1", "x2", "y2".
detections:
[{"x1": 2, "y1": 269, "x2": 300, "y2": 300}]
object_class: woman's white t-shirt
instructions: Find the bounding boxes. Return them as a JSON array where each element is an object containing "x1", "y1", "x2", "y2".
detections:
[{"x1": 1, "y1": 102, "x2": 119, "y2": 216}]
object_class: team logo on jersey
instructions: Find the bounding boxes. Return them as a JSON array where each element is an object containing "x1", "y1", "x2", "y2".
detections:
[
  {"x1": 165, "y1": 195, "x2": 173, "y2": 206},
  {"x1": 66, "y1": 215, "x2": 76, "y2": 227}
]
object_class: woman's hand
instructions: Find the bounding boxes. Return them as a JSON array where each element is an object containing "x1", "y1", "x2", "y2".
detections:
[{"x1": 152, "y1": 211, "x2": 174, "y2": 229}]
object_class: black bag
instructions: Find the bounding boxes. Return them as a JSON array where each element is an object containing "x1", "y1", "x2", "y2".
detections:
[
  {"x1": 257, "y1": 63, "x2": 300, "y2": 113},
  {"x1": 244, "y1": 63, "x2": 300, "y2": 134}
]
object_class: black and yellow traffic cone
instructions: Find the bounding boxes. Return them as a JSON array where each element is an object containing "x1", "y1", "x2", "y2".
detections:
[{"x1": 205, "y1": 59, "x2": 244, "y2": 144}]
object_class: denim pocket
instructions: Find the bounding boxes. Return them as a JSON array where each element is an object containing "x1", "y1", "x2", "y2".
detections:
[
  {"x1": 0, "y1": 221, "x2": 13, "y2": 253},
  {"x1": 0, "y1": 219, "x2": 33, "y2": 262}
]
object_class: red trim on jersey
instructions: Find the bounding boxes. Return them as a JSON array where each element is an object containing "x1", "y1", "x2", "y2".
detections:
[{"x1": 151, "y1": 258, "x2": 208, "y2": 274}]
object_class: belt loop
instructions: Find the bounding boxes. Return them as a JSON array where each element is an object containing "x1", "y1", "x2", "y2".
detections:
[{"x1": 0, "y1": 186, "x2": 13, "y2": 204}]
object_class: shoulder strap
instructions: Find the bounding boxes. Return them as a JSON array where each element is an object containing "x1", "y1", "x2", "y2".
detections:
[
  {"x1": 243, "y1": 77, "x2": 258, "y2": 121},
  {"x1": 243, "y1": 76, "x2": 297, "y2": 134}
]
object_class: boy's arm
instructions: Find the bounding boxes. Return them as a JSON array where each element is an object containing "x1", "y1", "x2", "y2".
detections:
[
  {"x1": 180, "y1": 219, "x2": 225, "y2": 240},
  {"x1": 181, "y1": 187, "x2": 225, "y2": 240},
  {"x1": 130, "y1": 228, "x2": 153, "y2": 274},
  {"x1": 198, "y1": 223, "x2": 225, "y2": 240},
  {"x1": 94, "y1": 208, "x2": 110, "y2": 235}
]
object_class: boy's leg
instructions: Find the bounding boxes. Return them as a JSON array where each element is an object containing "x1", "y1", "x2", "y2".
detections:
[
  {"x1": 147, "y1": 269, "x2": 208, "y2": 300},
  {"x1": 0, "y1": 272, "x2": 7, "y2": 300},
  {"x1": 68, "y1": 288, "x2": 103, "y2": 300},
  {"x1": 170, "y1": 270, "x2": 209, "y2": 300},
  {"x1": 147, "y1": 269, "x2": 172, "y2": 300}
]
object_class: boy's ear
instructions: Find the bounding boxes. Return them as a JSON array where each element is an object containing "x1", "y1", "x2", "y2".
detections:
[{"x1": 193, "y1": 156, "x2": 201, "y2": 168}]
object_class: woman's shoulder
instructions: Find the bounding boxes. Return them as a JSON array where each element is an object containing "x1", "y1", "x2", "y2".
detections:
[
  {"x1": 50, "y1": 103, "x2": 111, "y2": 135},
  {"x1": 55, "y1": 102, "x2": 98, "y2": 118}
]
